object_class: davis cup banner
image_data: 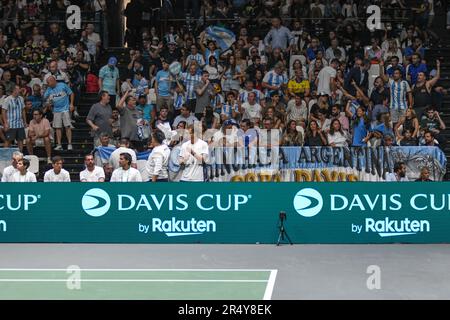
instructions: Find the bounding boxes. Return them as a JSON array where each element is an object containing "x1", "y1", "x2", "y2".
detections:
[{"x1": 1, "y1": 183, "x2": 450, "y2": 244}]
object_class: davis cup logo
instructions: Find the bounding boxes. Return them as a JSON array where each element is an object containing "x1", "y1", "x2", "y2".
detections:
[
  {"x1": 293, "y1": 188, "x2": 323, "y2": 217},
  {"x1": 82, "y1": 188, "x2": 111, "y2": 217}
]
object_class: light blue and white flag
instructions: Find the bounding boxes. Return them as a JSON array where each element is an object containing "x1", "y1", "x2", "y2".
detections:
[{"x1": 205, "y1": 26, "x2": 236, "y2": 52}]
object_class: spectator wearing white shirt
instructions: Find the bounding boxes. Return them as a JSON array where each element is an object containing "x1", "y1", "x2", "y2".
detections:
[
  {"x1": 146, "y1": 130, "x2": 171, "y2": 182},
  {"x1": 178, "y1": 124, "x2": 209, "y2": 182},
  {"x1": 385, "y1": 162, "x2": 409, "y2": 182},
  {"x1": 1, "y1": 151, "x2": 23, "y2": 182},
  {"x1": 44, "y1": 156, "x2": 71, "y2": 182},
  {"x1": 80, "y1": 154, "x2": 106, "y2": 182},
  {"x1": 109, "y1": 138, "x2": 138, "y2": 169},
  {"x1": 327, "y1": 119, "x2": 350, "y2": 147},
  {"x1": 111, "y1": 153, "x2": 142, "y2": 182},
  {"x1": 10, "y1": 158, "x2": 36, "y2": 183},
  {"x1": 240, "y1": 92, "x2": 262, "y2": 121},
  {"x1": 316, "y1": 59, "x2": 339, "y2": 97}
]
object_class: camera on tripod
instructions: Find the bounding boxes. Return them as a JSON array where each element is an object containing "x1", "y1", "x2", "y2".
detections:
[{"x1": 277, "y1": 211, "x2": 293, "y2": 246}]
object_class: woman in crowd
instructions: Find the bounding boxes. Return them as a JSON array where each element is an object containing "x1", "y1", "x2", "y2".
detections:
[
  {"x1": 327, "y1": 119, "x2": 350, "y2": 147},
  {"x1": 282, "y1": 120, "x2": 303, "y2": 146},
  {"x1": 304, "y1": 120, "x2": 327, "y2": 146}
]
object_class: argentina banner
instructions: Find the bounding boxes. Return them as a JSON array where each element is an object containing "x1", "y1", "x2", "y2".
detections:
[{"x1": 205, "y1": 26, "x2": 236, "y2": 52}]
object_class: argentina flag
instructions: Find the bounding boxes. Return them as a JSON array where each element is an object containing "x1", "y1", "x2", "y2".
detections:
[{"x1": 205, "y1": 26, "x2": 236, "y2": 52}]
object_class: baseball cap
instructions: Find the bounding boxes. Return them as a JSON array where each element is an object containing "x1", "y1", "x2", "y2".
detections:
[{"x1": 108, "y1": 56, "x2": 117, "y2": 66}]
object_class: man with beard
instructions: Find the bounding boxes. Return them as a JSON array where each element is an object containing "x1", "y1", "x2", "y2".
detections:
[
  {"x1": 386, "y1": 161, "x2": 409, "y2": 182},
  {"x1": 80, "y1": 153, "x2": 105, "y2": 182}
]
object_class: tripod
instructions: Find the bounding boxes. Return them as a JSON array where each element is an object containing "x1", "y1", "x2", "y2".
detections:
[{"x1": 276, "y1": 211, "x2": 293, "y2": 246}]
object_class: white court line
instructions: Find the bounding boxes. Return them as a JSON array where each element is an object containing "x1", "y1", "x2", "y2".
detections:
[
  {"x1": 0, "y1": 268, "x2": 273, "y2": 272},
  {"x1": 263, "y1": 269, "x2": 278, "y2": 300},
  {"x1": 0, "y1": 279, "x2": 267, "y2": 283}
]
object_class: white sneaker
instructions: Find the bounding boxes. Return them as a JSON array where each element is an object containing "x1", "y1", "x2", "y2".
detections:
[
  {"x1": 74, "y1": 110, "x2": 80, "y2": 118},
  {"x1": 47, "y1": 157, "x2": 52, "y2": 164},
  {"x1": 67, "y1": 144, "x2": 73, "y2": 150},
  {"x1": 54, "y1": 145, "x2": 63, "y2": 150}
]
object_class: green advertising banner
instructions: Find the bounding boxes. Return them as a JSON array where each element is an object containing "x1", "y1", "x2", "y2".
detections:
[{"x1": 0, "y1": 183, "x2": 449, "y2": 244}]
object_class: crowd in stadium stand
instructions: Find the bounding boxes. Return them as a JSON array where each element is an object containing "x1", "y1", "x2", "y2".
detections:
[{"x1": 0, "y1": 0, "x2": 449, "y2": 182}]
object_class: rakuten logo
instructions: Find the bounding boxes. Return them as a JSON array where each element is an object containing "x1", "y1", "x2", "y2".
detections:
[
  {"x1": 365, "y1": 218, "x2": 430, "y2": 237},
  {"x1": 152, "y1": 218, "x2": 216, "y2": 237}
]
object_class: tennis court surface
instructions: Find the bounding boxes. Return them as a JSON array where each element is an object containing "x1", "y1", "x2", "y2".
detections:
[
  {"x1": 0, "y1": 269, "x2": 277, "y2": 300},
  {"x1": 1, "y1": 243, "x2": 450, "y2": 299}
]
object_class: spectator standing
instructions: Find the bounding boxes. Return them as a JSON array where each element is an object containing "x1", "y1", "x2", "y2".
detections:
[
  {"x1": 115, "y1": 90, "x2": 141, "y2": 148},
  {"x1": 2, "y1": 85, "x2": 27, "y2": 152},
  {"x1": 316, "y1": 58, "x2": 339, "y2": 97},
  {"x1": 43, "y1": 75, "x2": 74, "y2": 150},
  {"x1": 264, "y1": 17, "x2": 294, "y2": 54},
  {"x1": 381, "y1": 64, "x2": 412, "y2": 124},
  {"x1": 194, "y1": 71, "x2": 214, "y2": 120},
  {"x1": 155, "y1": 59, "x2": 174, "y2": 113},
  {"x1": 178, "y1": 124, "x2": 209, "y2": 182},
  {"x1": 86, "y1": 91, "x2": 112, "y2": 146},
  {"x1": 145, "y1": 130, "x2": 171, "y2": 182},
  {"x1": 99, "y1": 57, "x2": 120, "y2": 107}
]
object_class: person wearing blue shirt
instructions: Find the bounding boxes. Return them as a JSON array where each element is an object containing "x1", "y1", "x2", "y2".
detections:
[
  {"x1": 155, "y1": 59, "x2": 173, "y2": 113},
  {"x1": 136, "y1": 95, "x2": 156, "y2": 124},
  {"x1": 132, "y1": 71, "x2": 149, "y2": 96},
  {"x1": 403, "y1": 37, "x2": 425, "y2": 60},
  {"x1": 406, "y1": 53, "x2": 428, "y2": 85},
  {"x1": 43, "y1": 75, "x2": 74, "y2": 150},
  {"x1": 306, "y1": 38, "x2": 325, "y2": 61},
  {"x1": 264, "y1": 17, "x2": 294, "y2": 53},
  {"x1": 346, "y1": 104, "x2": 370, "y2": 147},
  {"x1": 99, "y1": 57, "x2": 120, "y2": 107},
  {"x1": 386, "y1": 56, "x2": 405, "y2": 79},
  {"x1": 28, "y1": 84, "x2": 43, "y2": 110}
]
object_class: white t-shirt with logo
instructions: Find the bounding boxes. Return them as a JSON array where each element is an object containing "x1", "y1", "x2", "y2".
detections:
[
  {"x1": 80, "y1": 166, "x2": 105, "y2": 182},
  {"x1": 44, "y1": 168, "x2": 71, "y2": 182}
]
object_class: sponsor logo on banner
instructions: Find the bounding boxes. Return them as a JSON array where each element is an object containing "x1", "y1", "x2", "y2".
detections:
[
  {"x1": 82, "y1": 189, "x2": 111, "y2": 217},
  {"x1": 293, "y1": 188, "x2": 323, "y2": 217}
]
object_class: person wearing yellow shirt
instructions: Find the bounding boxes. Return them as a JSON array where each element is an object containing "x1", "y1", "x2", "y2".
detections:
[{"x1": 287, "y1": 68, "x2": 310, "y2": 99}]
